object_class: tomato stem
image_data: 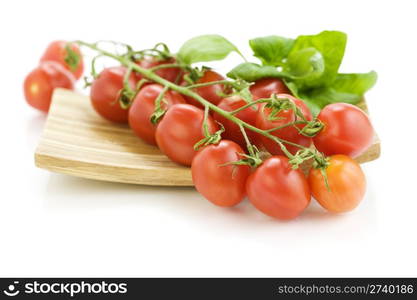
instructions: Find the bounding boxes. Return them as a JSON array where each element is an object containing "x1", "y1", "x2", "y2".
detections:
[
  {"x1": 185, "y1": 80, "x2": 232, "y2": 89},
  {"x1": 149, "y1": 63, "x2": 181, "y2": 72},
  {"x1": 228, "y1": 98, "x2": 269, "y2": 114},
  {"x1": 150, "y1": 85, "x2": 169, "y2": 124}
]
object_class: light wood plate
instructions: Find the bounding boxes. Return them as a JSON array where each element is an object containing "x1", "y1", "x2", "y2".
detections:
[{"x1": 35, "y1": 88, "x2": 380, "y2": 186}]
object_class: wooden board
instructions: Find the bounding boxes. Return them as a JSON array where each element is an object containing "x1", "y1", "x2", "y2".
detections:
[{"x1": 35, "y1": 88, "x2": 380, "y2": 186}]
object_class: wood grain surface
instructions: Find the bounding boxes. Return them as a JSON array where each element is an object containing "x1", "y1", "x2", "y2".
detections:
[{"x1": 35, "y1": 88, "x2": 380, "y2": 186}]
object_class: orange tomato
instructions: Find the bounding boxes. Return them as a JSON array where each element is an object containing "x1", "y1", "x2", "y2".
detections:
[{"x1": 308, "y1": 155, "x2": 366, "y2": 213}]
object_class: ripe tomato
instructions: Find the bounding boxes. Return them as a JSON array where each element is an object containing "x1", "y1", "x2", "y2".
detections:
[
  {"x1": 313, "y1": 103, "x2": 374, "y2": 158},
  {"x1": 90, "y1": 66, "x2": 137, "y2": 123},
  {"x1": 155, "y1": 104, "x2": 218, "y2": 166},
  {"x1": 183, "y1": 70, "x2": 226, "y2": 107},
  {"x1": 24, "y1": 61, "x2": 75, "y2": 112},
  {"x1": 213, "y1": 96, "x2": 261, "y2": 150},
  {"x1": 308, "y1": 155, "x2": 366, "y2": 213},
  {"x1": 40, "y1": 40, "x2": 84, "y2": 80},
  {"x1": 129, "y1": 84, "x2": 185, "y2": 145},
  {"x1": 250, "y1": 78, "x2": 291, "y2": 100},
  {"x1": 256, "y1": 94, "x2": 312, "y2": 155},
  {"x1": 136, "y1": 57, "x2": 182, "y2": 83},
  {"x1": 192, "y1": 140, "x2": 250, "y2": 207},
  {"x1": 246, "y1": 156, "x2": 311, "y2": 220}
]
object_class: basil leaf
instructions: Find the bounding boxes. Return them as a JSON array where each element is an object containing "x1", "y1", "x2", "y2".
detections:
[
  {"x1": 297, "y1": 95, "x2": 324, "y2": 116},
  {"x1": 298, "y1": 70, "x2": 377, "y2": 116},
  {"x1": 284, "y1": 47, "x2": 325, "y2": 81},
  {"x1": 284, "y1": 80, "x2": 299, "y2": 96},
  {"x1": 226, "y1": 63, "x2": 291, "y2": 82},
  {"x1": 249, "y1": 35, "x2": 294, "y2": 66},
  {"x1": 299, "y1": 88, "x2": 360, "y2": 116},
  {"x1": 332, "y1": 71, "x2": 377, "y2": 95},
  {"x1": 289, "y1": 30, "x2": 347, "y2": 88},
  {"x1": 177, "y1": 34, "x2": 241, "y2": 65}
]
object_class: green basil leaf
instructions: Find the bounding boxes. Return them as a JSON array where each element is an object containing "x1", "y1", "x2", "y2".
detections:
[
  {"x1": 177, "y1": 34, "x2": 241, "y2": 64},
  {"x1": 300, "y1": 88, "x2": 361, "y2": 115},
  {"x1": 298, "y1": 74, "x2": 376, "y2": 116},
  {"x1": 297, "y1": 95, "x2": 324, "y2": 117},
  {"x1": 289, "y1": 30, "x2": 347, "y2": 88},
  {"x1": 332, "y1": 71, "x2": 377, "y2": 95},
  {"x1": 284, "y1": 47, "x2": 325, "y2": 81},
  {"x1": 226, "y1": 63, "x2": 291, "y2": 82},
  {"x1": 284, "y1": 80, "x2": 299, "y2": 96},
  {"x1": 249, "y1": 35, "x2": 294, "y2": 66}
]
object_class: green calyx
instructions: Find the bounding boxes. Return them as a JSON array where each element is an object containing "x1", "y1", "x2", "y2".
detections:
[
  {"x1": 264, "y1": 95, "x2": 295, "y2": 121},
  {"x1": 193, "y1": 125, "x2": 225, "y2": 151},
  {"x1": 64, "y1": 43, "x2": 81, "y2": 71},
  {"x1": 298, "y1": 119, "x2": 324, "y2": 137}
]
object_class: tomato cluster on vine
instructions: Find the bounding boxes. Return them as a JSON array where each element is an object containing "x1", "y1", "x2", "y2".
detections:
[{"x1": 23, "y1": 35, "x2": 376, "y2": 221}]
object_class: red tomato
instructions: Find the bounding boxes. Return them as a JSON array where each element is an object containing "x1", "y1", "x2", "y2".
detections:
[
  {"x1": 192, "y1": 140, "x2": 250, "y2": 207},
  {"x1": 136, "y1": 57, "x2": 182, "y2": 83},
  {"x1": 313, "y1": 103, "x2": 374, "y2": 158},
  {"x1": 246, "y1": 156, "x2": 311, "y2": 220},
  {"x1": 23, "y1": 61, "x2": 75, "y2": 112},
  {"x1": 129, "y1": 84, "x2": 185, "y2": 145},
  {"x1": 90, "y1": 66, "x2": 137, "y2": 123},
  {"x1": 40, "y1": 40, "x2": 84, "y2": 80},
  {"x1": 155, "y1": 104, "x2": 219, "y2": 166},
  {"x1": 308, "y1": 155, "x2": 366, "y2": 213},
  {"x1": 184, "y1": 70, "x2": 226, "y2": 107},
  {"x1": 256, "y1": 94, "x2": 312, "y2": 155},
  {"x1": 213, "y1": 96, "x2": 261, "y2": 150},
  {"x1": 250, "y1": 78, "x2": 291, "y2": 100}
]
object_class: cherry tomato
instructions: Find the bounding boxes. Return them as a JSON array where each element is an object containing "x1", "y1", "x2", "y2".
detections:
[
  {"x1": 155, "y1": 104, "x2": 219, "y2": 166},
  {"x1": 250, "y1": 78, "x2": 291, "y2": 100},
  {"x1": 90, "y1": 66, "x2": 137, "y2": 123},
  {"x1": 213, "y1": 96, "x2": 261, "y2": 150},
  {"x1": 136, "y1": 57, "x2": 182, "y2": 83},
  {"x1": 246, "y1": 156, "x2": 311, "y2": 220},
  {"x1": 23, "y1": 61, "x2": 75, "y2": 112},
  {"x1": 256, "y1": 94, "x2": 312, "y2": 155},
  {"x1": 183, "y1": 70, "x2": 226, "y2": 107},
  {"x1": 192, "y1": 140, "x2": 250, "y2": 207},
  {"x1": 40, "y1": 40, "x2": 84, "y2": 80},
  {"x1": 128, "y1": 84, "x2": 185, "y2": 145},
  {"x1": 308, "y1": 155, "x2": 366, "y2": 213},
  {"x1": 313, "y1": 103, "x2": 374, "y2": 158}
]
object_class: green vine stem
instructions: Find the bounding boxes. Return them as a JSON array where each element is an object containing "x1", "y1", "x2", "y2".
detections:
[
  {"x1": 76, "y1": 41, "x2": 321, "y2": 163},
  {"x1": 185, "y1": 80, "x2": 233, "y2": 89}
]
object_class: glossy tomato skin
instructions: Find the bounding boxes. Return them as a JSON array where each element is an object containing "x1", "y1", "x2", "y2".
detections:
[
  {"x1": 308, "y1": 155, "x2": 366, "y2": 213},
  {"x1": 155, "y1": 104, "x2": 219, "y2": 166},
  {"x1": 128, "y1": 84, "x2": 185, "y2": 145},
  {"x1": 256, "y1": 94, "x2": 312, "y2": 155},
  {"x1": 250, "y1": 78, "x2": 291, "y2": 100},
  {"x1": 90, "y1": 66, "x2": 137, "y2": 123},
  {"x1": 136, "y1": 57, "x2": 182, "y2": 83},
  {"x1": 24, "y1": 61, "x2": 75, "y2": 112},
  {"x1": 213, "y1": 96, "x2": 262, "y2": 150},
  {"x1": 314, "y1": 103, "x2": 374, "y2": 158},
  {"x1": 184, "y1": 70, "x2": 226, "y2": 108},
  {"x1": 246, "y1": 156, "x2": 311, "y2": 220},
  {"x1": 40, "y1": 40, "x2": 84, "y2": 80},
  {"x1": 192, "y1": 140, "x2": 250, "y2": 207}
]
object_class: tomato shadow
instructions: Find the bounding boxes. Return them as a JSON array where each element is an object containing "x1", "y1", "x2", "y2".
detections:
[{"x1": 301, "y1": 200, "x2": 345, "y2": 221}]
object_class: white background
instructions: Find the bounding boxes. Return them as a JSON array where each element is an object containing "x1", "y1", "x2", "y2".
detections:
[{"x1": 0, "y1": 0, "x2": 416, "y2": 277}]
